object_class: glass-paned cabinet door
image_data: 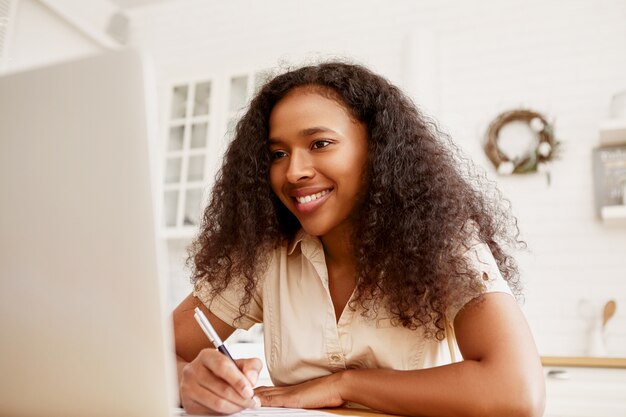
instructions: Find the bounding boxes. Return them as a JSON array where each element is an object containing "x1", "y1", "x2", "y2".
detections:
[
  {"x1": 225, "y1": 69, "x2": 271, "y2": 140},
  {"x1": 163, "y1": 79, "x2": 213, "y2": 238}
]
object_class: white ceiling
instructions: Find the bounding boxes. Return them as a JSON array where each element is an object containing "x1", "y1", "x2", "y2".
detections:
[{"x1": 108, "y1": 0, "x2": 171, "y2": 10}]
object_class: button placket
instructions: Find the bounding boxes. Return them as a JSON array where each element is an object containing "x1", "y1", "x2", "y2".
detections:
[
  {"x1": 303, "y1": 235, "x2": 347, "y2": 370},
  {"x1": 328, "y1": 352, "x2": 345, "y2": 369},
  {"x1": 325, "y1": 309, "x2": 345, "y2": 369}
]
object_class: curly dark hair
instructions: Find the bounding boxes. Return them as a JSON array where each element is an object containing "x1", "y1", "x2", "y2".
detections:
[{"x1": 188, "y1": 61, "x2": 525, "y2": 340}]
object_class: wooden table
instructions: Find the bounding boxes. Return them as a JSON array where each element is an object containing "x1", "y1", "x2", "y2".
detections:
[{"x1": 323, "y1": 407, "x2": 401, "y2": 417}]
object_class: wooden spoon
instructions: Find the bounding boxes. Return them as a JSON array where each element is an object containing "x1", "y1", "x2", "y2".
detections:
[{"x1": 602, "y1": 300, "x2": 617, "y2": 328}]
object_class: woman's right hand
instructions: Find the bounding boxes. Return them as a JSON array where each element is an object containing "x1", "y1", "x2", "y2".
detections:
[{"x1": 179, "y1": 348, "x2": 262, "y2": 415}]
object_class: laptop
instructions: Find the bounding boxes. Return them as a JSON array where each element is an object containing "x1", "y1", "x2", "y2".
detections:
[{"x1": 0, "y1": 49, "x2": 179, "y2": 417}]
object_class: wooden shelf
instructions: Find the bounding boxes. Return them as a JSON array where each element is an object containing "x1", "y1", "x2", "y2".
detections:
[
  {"x1": 599, "y1": 119, "x2": 626, "y2": 146},
  {"x1": 542, "y1": 356, "x2": 626, "y2": 368},
  {"x1": 601, "y1": 205, "x2": 626, "y2": 225}
]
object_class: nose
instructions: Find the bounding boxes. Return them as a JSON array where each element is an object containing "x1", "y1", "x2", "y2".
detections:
[{"x1": 285, "y1": 150, "x2": 315, "y2": 183}]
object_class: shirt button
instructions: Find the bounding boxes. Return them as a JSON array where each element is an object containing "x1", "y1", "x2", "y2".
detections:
[{"x1": 330, "y1": 354, "x2": 341, "y2": 361}]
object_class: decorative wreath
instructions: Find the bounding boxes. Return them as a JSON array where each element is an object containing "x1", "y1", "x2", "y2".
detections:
[{"x1": 484, "y1": 109, "x2": 559, "y2": 176}]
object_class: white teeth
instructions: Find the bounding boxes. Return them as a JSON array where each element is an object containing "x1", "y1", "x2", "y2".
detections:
[{"x1": 295, "y1": 189, "x2": 330, "y2": 204}]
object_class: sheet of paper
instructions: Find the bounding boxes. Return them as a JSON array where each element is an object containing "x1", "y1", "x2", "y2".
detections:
[{"x1": 173, "y1": 406, "x2": 339, "y2": 417}]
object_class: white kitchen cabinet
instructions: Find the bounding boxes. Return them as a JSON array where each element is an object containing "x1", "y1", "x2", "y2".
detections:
[
  {"x1": 162, "y1": 78, "x2": 216, "y2": 238},
  {"x1": 161, "y1": 69, "x2": 270, "y2": 239},
  {"x1": 543, "y1": 366, "x2": 626, "y2": 417}
]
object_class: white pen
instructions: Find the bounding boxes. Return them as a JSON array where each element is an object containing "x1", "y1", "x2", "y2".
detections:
[{"x1": 193, "y1": 307, "x2": 235, "y2": 362}]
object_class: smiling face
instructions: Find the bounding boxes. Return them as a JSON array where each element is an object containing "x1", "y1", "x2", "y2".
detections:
[{"x1": 268, "y1": 87, "x2": 369, "y2": 238}]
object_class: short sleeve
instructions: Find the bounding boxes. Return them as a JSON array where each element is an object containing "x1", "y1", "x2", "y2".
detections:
[
  {"x1": 469, "y1": 243, "x2": 513, "y2": 295},
  {"x1": 446, "y1": 242, "x2": 513, "y2": 322},
  {"x1": 193, "y1": 274, "x2": 264, "y2": 330}
]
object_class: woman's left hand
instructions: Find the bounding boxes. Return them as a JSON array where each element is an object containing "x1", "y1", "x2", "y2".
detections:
[{"x1": 254, "y1": 372, "x2": 345, "y2": 409}]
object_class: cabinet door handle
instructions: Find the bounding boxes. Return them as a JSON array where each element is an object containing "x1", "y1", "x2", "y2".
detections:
[{"x1": 546, "y1": 369, "x2": 570, "y2": 380}]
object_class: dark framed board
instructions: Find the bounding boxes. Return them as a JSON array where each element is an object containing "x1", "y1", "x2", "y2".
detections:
[{"x1": 592, "y1": 145, "x2": 626, "y2": 217}]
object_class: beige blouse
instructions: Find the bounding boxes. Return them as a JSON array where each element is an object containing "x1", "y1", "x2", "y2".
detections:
[{"x1": 193, "y1": 229, "x2": 513, "y2": 386}]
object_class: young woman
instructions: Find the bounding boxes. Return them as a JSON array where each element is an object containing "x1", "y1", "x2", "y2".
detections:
[{"x1": 173, "y1": 62, "x2": 545, "y2": 417}]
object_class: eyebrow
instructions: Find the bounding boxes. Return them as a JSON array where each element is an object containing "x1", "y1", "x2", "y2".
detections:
[{"x1": 269, "y1": 126, "x2": 338, "y2": 144}]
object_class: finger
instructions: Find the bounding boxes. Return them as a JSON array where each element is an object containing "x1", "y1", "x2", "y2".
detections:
[
  {"x1": 254, "y1": 387, "x2": 285, "y2": 407},
  {"x1": 180, "y1": 362, "x2": 250, "y2": 414},
  {"x1": 236, "y1": 358, "x2": 263, "y2": 386},
  {"x1": 198, "y1": 350, "x2": 256, "y2": 404},
  {"x1": 182, "y1": 352, "x2": 257, "y2": 410},
  {"x1": 185, "y1": 390, "x2": 244, "y2": 416},
  {"x1": 196, "y1": 369, "x2": 259, "y2": 410}
]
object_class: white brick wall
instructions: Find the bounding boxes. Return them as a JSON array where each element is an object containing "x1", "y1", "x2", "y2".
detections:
[
  {"x1": 128, "y1": 0, "x2": 626, "y2": 357},
  {"x1": 429, "y1": 0, "x2": 626, "y2": 357}
]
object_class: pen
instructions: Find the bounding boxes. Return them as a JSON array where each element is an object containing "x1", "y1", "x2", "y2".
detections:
[
  {"x1": 194, "y1": 307, "x2": 260, "y2": 408},
  {"x1": 193, "y1": 307, "x2": 235, "y2": 362}
]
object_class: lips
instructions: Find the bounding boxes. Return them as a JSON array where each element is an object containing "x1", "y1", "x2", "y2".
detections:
[
  {"x1": 294, "y1": 189, "x2": 331, "y2": 204},
  {"x1": 288, "y1": 187, "x2": 334, "y2": 214}
]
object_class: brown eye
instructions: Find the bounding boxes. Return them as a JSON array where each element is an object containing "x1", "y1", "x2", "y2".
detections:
[
  {"x1": 312, "y1": 140, "x2": 331, "y2": 149},
  {"x1": 271, "y1": 150, "x2": 288, "y2": 160}
]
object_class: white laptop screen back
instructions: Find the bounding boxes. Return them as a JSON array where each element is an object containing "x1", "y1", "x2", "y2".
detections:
[{"x1": 0, "y1": 49, "x2": 175, "y2": 417}]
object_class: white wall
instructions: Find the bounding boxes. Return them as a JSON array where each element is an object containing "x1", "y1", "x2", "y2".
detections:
[
  {"x1": 127, "y1": 0, "x2": 626, "y2": 357},
  {"x1": 7, "y1": 0, "x2": 104, "y2": 72},
  {"x1": 429, "y1": 0, "x2": 626, "y2": 358}
]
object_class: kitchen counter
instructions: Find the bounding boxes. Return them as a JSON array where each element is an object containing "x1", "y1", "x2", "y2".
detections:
[{"x1": 541, "y1": 356, "x2": 626, "y2": 368}]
